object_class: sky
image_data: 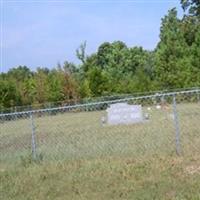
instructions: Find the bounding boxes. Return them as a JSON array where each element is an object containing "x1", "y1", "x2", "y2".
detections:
[{"x1": 0, "y1": 0, "x2": 183, "y2": 72}]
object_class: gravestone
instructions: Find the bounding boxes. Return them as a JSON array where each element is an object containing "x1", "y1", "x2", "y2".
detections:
[{"x1": 106, "y1": 103, "x2": 143, "y2": 125}]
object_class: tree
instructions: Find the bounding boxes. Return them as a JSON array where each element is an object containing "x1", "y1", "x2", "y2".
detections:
[
  {"x1": 87, "y1": 67, "x2": 109, "y2": 96},
  {"x1": 180, "y1": 0, "x2": 200, "y2": 86},
  {"x1": 21, "y1": 78, "x2": 37, "y2": 105},
  {"x1": 190, "y1": 28, "x2": 200, "y2": 86},
  {"x1": 76, "y1": 41, "x2": 87, "y2": 64},
  {"x1": 79, "y1": 79, "x2": 92, "y2": 98},
  {"x1": 181, "y1": 0, "x2": 200, "y2": 17},
  {"x1": 47, "y1": 69, "x2": 63, "y2": 102},
  {"x1": 7, "y1": 66, "x2": 32, "y2": 82},
  {"x1": 155, "y1": 8, "x2": 191, "y2": 89},
  {"x1": 34, "y1": 68, "x2": 49, "y2": 103},
  {"x1": 96, "y1": 41, "x2": 127, "y2": 70},
  {"x1": 63, "y1": 61, "x2": 77, "y2": 74},
  {"x1": 60, "y1": 71, "x2": 79, "y2": 101},
  {"x1": 0, "y1": 78, "x2": 21, "y2": 108}
]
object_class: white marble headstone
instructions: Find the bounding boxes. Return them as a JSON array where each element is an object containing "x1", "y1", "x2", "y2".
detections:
[{"x1": 106, "y1": 103, "x2": 143, "y2": 125}]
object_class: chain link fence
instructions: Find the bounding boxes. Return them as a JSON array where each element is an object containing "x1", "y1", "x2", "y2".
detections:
[{"x1": 0, "y1": 89, "x2": 200, "y2": 165}]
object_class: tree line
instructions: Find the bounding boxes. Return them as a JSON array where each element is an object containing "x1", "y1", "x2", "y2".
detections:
[{"x1": 0, "y1": 0, "x2": 200, "y2": 109}]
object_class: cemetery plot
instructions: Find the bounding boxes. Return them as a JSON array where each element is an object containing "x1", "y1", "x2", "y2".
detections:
[{"x1": 1, "y1": 102, "x2": 199, "y2": 164}]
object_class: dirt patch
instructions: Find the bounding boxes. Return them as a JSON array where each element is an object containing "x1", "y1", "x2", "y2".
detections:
[{"x1": 185, "y1": 165, "x2": 200, "y2": 175}]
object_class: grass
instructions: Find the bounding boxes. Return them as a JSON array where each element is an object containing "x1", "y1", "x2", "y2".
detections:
[
  {"x1": 1, "y1": 156, "x2": 200, "y2": 200},
  {"x1": 0, "y1": 102, "x2": 200, "y2": 199}
]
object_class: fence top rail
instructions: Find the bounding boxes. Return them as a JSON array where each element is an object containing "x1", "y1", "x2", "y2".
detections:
[{"x1": 0, "y1": 88, "x2": 199, "y2": 117}]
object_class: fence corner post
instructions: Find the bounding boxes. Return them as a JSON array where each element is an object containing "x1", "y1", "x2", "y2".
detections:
[
  {"x1": 172, "y1": 94, "x2": 181, "y2": 156},
  {"x1": 30, "y1": 112, "x2": 37, "y2": 160}
]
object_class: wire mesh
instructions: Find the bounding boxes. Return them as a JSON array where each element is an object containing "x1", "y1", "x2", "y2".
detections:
[{"x1": 0, "y1": 89, "x2": 199, "y2": 165}]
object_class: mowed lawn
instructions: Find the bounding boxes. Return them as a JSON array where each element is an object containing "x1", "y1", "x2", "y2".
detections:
[{"x1": 0, "y1": 102, "x2": 200, "y2": 199}]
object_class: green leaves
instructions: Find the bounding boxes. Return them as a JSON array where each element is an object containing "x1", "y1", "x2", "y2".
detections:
[
  {"x1": 181, "y1": 0, "x2": 200, "y2": 17},
  {"x1": 154, "y1": 7, "x2": 200, "y2": 89}
]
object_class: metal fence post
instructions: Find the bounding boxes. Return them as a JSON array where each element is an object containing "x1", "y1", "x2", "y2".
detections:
[
  {"x1": 197, "y1": 91, "x2": 200, "y2": 103},
  {"x1": 30, "y1": 112, "x2": 37, "y2": 160},
  {"x1": 172, "y1": 95, "x2": 181, "y2": 156}
]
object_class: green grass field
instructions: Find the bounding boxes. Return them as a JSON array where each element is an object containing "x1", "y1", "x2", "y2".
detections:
[{"x1": 1, "y1": 102, "x2": 200, "y2": 199}]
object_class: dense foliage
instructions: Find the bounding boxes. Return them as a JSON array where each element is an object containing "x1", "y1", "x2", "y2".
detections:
[{"x1": 0, "y1": 0, "x2": 200, "y2": 109}]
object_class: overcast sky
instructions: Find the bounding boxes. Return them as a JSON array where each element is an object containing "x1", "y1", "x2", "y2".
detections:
[{"x1": 1, "y1": 0, "x2": 183, "y2": 72}]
